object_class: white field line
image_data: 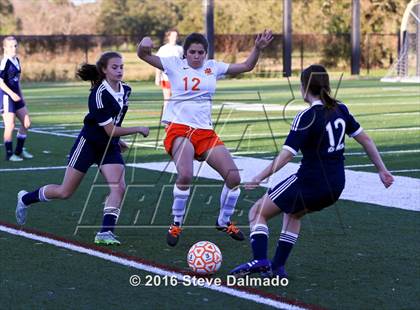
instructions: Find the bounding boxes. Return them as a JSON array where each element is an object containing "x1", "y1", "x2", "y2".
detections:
[
  {"x1": 128, "y1": 157, "x2": 420, "y2": 212},
  {"x1": 0, "y1": 225, "x2": 305, "y2": 310},
  {"x1": 30, "y1": 111, "x2": 86, "y2": 115},
  {"x1": 3, "y1": 125, "x2": 419, "y2": 210},
  {"x1": 382, "y1": 112, "x2": 420, "y2": 116},
  {"x1": 16, "y1": 126, "x2": 420, "y2": 157},
  {"x1": 263, "y1": 149, "x2": 420, "y2": 159},
  {"x1": 4, "y1": 164, "x2": 418, "y2": 175},
  {"x1": 28, "y1": 109, "x2": 420, "y2": 117},
  {"x1": 0, "y1": 166, "x2": 67, "y2": 172},
  {"x1": 390, "y1": 169, "x2": 420, "y2": 173},
  {"x1": 21, "y1": 124, "x2": 420, "y2": 141},
  {"x1": 344, "y1": 164, "x2": 374, "y2": 168}
]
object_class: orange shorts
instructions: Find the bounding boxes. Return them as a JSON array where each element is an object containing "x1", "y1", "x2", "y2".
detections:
[
  {"x1": 164, "y1": 123, "x2": 224, "y2": 159},
  {"x1": 161, "y1": 80, "x2": 171, "y2": 89}
]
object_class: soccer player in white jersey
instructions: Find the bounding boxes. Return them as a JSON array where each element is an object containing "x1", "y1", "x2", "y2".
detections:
[
  {"x1": 137, "y1": 30, "x2": 273, "y2": 246},
  {"x1": 0, "y1": 36, "x2": 33, "y2": 161},
  {"x1": 155, "y1": 29, "x2": 183, "y2": 109}
]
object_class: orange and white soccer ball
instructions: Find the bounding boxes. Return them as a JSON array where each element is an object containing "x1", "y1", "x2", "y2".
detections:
[{"x1": 187, "y1": 241, "x2": 222, "y2": 275}]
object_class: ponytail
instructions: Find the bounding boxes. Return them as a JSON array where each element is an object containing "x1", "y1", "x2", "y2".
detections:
[
  {"x1": 301, "y1": 64, "x2": 339, "y2": 110},
  {"x1": 77, "y1": 64, "x2": 102, "y2": 88},
  {"x1": 76, "y1": 51, "x2": 122, "y2": 89},
  {"x1": 320, "y1": 88, "x2": 338, "y2": 110}
]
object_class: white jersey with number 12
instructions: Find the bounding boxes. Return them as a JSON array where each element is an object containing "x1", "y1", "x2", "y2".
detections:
[{"x1": 160, "y1": 56, "x2": 229, "y2": 129}]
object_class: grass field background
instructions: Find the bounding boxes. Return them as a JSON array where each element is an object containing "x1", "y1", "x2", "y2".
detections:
[{"x1": 1, "y1": 78, "x2": 419, "y2": 309}]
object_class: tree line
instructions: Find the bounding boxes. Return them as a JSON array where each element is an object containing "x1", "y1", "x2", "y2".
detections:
[{"x1": 1, "y1": 0, "x2": 411, "y2": 38}]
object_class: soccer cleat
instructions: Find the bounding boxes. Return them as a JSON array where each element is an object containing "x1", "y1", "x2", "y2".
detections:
[
  {"x1": 8, "y1": 154, "x2": 23, "y2": 162},
  {"x1": 94, "y1": 231, "x2": 121, "y2": 245},
  {"x1": 273, "y1": 265, "x2": 288, "y2": 279},
  {"x1": 216, "y1": 221, "x2": 245, "y2": 241},
  {"x1": 16, "y1": 190, "x2": 28, "y2": 225},
  {"x1": 230, "y1": 259, "x2": 271, "y2": 277},
  {"x1": 166, "y1": 223, "x2": 182, "y2": 247},
  {"x1": 261, "y1": 265, "x2": 288, "y2": 279},
  {"x1": 20, "y1": 148, "x2": 34, "y2": 159}
]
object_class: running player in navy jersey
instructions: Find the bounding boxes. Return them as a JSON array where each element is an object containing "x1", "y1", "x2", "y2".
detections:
[
  {"x1": 0, "y1": 36, "x2": 33, "y2": 161},
  {"x1": 15, "y1": 51, "x2": 149, "y2": 245},
  {"x1": 230, "y1": 65, "x2": 394, "y2": 278}
]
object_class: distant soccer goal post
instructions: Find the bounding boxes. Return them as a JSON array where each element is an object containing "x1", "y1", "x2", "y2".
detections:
[{"x1": 381, "y1": 0, "x2": 420, "y2": 83}]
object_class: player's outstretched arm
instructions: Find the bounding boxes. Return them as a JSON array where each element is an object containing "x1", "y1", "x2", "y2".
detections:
[
  {"x1": 103, "y1": 123, "x2": 150, "y2": 138},
  {"x1": 353, "y1": 131, "x2": 394, "y2": 188},
  {"x1": 226, "y1": 29, "x2": 273, "y2": 76},
  {"x1": 137, "y1": 37, "x2": 164, "y2": 70},
  {"x1": 245, "y1": 148, "x2": 294, "y2": 190}
]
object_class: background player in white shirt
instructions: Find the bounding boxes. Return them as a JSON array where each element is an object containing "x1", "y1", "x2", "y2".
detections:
[
  {"x1": 137, "y1": 30, "x2": 273, "y2": 247},
  {"x1": 155, "y1": 29, "x2": 183, "y2": 109}
]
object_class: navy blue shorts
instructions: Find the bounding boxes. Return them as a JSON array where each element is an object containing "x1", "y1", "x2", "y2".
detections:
[
  {"x1": 267, "y1": 174, "x2": 344, "y2": 214},
  {"x1": 0, "y1": 94, "x2": 25, "y2": 114},
  {"x1": 67, "y1": 136, "x2": 124, "y2": 173}
]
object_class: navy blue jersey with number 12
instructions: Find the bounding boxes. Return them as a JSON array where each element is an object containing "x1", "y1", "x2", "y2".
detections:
[{"x1": 283, "y1": 100, "x2": 362, "y2": 182}]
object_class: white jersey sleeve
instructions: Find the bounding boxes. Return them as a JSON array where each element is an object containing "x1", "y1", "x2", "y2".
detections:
[
  {"x1": 212, "y1": 60, "x2": 229, "y2": 78},
  {"x1": 160, "y1": 56, "x2": 182, "y2": 77}
]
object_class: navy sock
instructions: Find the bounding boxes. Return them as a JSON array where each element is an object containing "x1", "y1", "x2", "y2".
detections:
[
  {"x1": 22, "y1": 186, "x2": 50, "y2": 206},
  {"x1": 100, "y1": 207, "x2": 120, "y2": 233},
  {"x1": 22, "y1": 189, "x2": 41, "y2": 205},
  {"x1": 5, "y1": 141, "x2": 13, "y2": 159},
  {"x1": 101, "y1": 214, "x2": 118, "y2": 233},
  {"x1": 271, "y1": 231, "x2": 298, "y2": 270},
  {"x1": 15, "y1": 136, "x2": 26, "y2": 155},
  {"x1": 250, "y1": 224, "x2": 269, "y2": 260}
]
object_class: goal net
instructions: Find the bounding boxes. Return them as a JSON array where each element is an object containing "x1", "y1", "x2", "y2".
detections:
[{"x1": 381, "y1": 0, "x2": 420, "y2": 83}]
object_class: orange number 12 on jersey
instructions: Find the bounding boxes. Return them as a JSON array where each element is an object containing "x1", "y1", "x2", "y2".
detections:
[{"x1": 183, "y1": 77, "x2": 201, "y2": 91}]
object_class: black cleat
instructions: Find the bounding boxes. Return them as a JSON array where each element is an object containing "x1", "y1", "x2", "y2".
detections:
[
  {"x1": 166, "y1": 223, "x2": 182, "y2": 247},
  {"x1": 216, "y1": 221, "x2": 245, "y2": 241}
]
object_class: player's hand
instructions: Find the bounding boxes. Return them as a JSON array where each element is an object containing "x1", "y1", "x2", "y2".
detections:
[
  {"x1": 379, "y1": 169, "x2": 394, "y2": 188},
  {"x1": 244, "y1": 176, "x2": 262, "y2": 190},
  {"x1": 255, "y1": 29, "x2": 274, "y2": 51},
  {"x1": 11, "y1": 93, "x2": 21, "y2": 102},
  {"x1": 119, "y1": 139, "x2": 129, "y2": 153},
  {"x1": 138, "y1": 37, "x2": 153, "y2": 55},
  {"x1": 137, "y1": 126, "x2": 150, "y2": 138}
]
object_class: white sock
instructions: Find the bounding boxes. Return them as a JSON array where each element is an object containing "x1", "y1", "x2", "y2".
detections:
[
  {"x1": 38, "y1": 185, "x2": 51, "y2": 202},
  {"x1": 172, "y1": 186, "x2": 190, "y2": 225},
  {"x1": 218, "y1": 184, "x2": 241, "y2": 226}
]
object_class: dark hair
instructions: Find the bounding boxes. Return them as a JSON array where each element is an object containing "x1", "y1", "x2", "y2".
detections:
[
  {"x1": 300, "y1": 64, "x2": 338, "y2": 109},
  {"x1": 77, "y1": 51, "x2": 122, "y2": 88},
  {"x1": 183, "y1": 33, "x2": 208, "y2": 57}
]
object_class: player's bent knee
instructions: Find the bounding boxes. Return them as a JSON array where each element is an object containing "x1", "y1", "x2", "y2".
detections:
[
  {"x1": 59, "y1": 189, "x2": 74, "y2": 200},
  {"x1": 226, "y1": 172, "x2": 241, "y2": 189},
  {"x1": 113, "y1": 183, "x2": 126, "y2": 197},
  {"x1": 24, "y1": 119, "x2": 31, "y2": 129},
  {"x1": 177, "y1": 173, "x2": 193, "y2": 186}
]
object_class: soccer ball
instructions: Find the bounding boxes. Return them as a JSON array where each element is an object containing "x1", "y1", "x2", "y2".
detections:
[{"x1": 187, "y1": 241, "x2": 222, "y2": 275}]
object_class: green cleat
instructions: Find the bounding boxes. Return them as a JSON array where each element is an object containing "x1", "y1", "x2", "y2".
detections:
[{"x1": 94, "y1": 231, "x2": 121, "y2": 245}]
